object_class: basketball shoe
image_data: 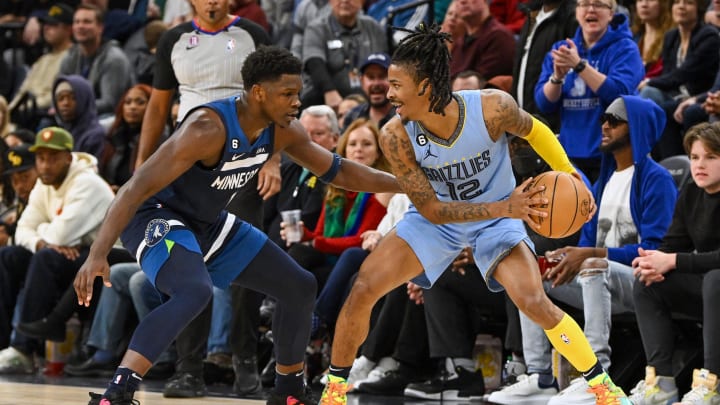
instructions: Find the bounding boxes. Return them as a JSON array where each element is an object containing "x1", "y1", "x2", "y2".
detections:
[
  {"x1": 318, "y1": 374, "x2": 350, "y2": 404},
  {"x1": 675, "y1": 369, "x2": 720, "y2": 405},
  {"x1": 266, "y1": 385, "x2": 315, "y2": 405},
  {"x1": 628, "y1": 366, "x2": 678, "y2": 404},
  {"x1": 87, "y1": 392, "x2": 139, "y2": 405},
  {"x1": 586, "y1": 372, "x2": 632, "y2": 405}
]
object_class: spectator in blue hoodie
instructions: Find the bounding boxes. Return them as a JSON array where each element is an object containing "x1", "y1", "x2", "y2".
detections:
[
  {"x1": 490, "y1": 95, "x2": 676, "y2": 405},
  {"x1": 50, "y1": 75, "x2": 106, "y2": 159},
  {"x1": 534, "y1": 3, "x2": 644, "y2": 182}
]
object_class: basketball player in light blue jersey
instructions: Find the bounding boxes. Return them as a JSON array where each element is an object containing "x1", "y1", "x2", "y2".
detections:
[
  {"x1": 320, "y1": 24, "x2": 632, "y2": 405},
  {"x1": 72, "y1": 46, "x2": 401, "y2": 405}
]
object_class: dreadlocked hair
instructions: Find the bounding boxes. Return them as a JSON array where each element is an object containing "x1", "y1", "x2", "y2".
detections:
[{"x1": 392, "y1": 23, "x2": 453, "y2": 115}]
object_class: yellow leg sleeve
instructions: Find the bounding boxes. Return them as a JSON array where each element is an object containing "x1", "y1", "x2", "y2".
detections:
[{"x1": 544, "y1": 313, "x2": 597, "y2": 373}]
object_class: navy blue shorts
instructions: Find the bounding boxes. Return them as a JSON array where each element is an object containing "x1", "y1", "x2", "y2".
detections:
[{"x1": 121, "y1": 202, "x2": 267, "y2": 289}]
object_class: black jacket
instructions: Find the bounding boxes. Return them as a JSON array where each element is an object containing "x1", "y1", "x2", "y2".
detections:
[
  {"x1": 647, "y1": 23, "x2": 720, "y2": 97},
  {"x1": 511, "y1": 0, "x2": 578, "y2": 132}
]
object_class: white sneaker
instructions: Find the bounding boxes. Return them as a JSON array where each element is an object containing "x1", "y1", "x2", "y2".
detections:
[
  {"x1": 353, "y1": 357, "x2": 399, "y2": 391},
  {"x1": 0, "y1": 347, "x2": 34, "y2": 374},
  {"x1": 676, "y1": 369, "x2": 720, "y2": 405},
  {"x1": 547, "y1": 377, "x2": 594, "y2": 405},
  {"x1": 486, "y1": 373, "x2": 558, "y2": 405},
  {"x1": 628, "y1": 366, "x2": 678, "y2": 405},
  {"x1": 346, "y1": 356, "x2": 376, "y2": 390}
]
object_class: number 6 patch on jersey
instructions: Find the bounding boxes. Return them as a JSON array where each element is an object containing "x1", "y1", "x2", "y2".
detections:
[{"x1": 416, "y1": 133, "x2": 428, "y2": 146}]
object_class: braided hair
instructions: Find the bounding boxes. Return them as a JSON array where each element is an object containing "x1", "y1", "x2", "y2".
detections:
[{"x1": 392, "y1": 23, "x2": 453, "y2": 115}]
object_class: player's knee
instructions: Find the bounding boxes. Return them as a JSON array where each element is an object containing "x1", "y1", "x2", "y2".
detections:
[
  {"x1": 349, "y1": 277, "x2": 385, "y2": 307},
  {"x1": 514, "y1": 290, "x2": 550, "y2": 319},
  {"x1": 184, "y1": 277, "x2": 213, "y2": 310},
  {"x1": 285, "y1": 268, "x2": 317, "y2": 308}
]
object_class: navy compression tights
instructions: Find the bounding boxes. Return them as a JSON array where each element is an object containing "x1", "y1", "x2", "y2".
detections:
[{"x1": 128, "y1": 241, "x2": 317, "y2": 367}]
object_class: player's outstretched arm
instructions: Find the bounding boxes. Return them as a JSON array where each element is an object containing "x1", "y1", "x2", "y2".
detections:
[
  {"x1": 74, "y1": 108, "x2": 226, "y2": 306},
  {"x1": 279, "y1": 120, "x2": 401, "y2": 193},
  {"x1": 379, "y1": 117, "x2": 548, "y2": 225}
]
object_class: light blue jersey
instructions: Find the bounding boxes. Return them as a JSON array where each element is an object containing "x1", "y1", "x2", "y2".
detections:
[{"x1": 396, "y1": 90, "x2": 534, "y2": 291}]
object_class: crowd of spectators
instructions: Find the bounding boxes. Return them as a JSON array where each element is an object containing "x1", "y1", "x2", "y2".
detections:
[{"x1": 0, "y1": 0, "x2": 719, "y2": 404}]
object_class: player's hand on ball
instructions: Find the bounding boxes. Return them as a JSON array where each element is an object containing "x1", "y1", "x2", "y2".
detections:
[
  {"x1": 508, "y1": 177, "x2": 548, "y2": 229},
  {"x1": 570, "y1": 171, "x2": 596, "y2": 221}
]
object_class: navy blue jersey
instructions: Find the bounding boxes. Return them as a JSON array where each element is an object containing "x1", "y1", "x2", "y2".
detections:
[{"x1": 151, "y1": 96, "x2": 274, "y2": 225}]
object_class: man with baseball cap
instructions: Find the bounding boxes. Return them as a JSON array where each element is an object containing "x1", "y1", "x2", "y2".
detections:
[
  {"x1": 342, "y1": 53, "x2": 396, "y2": 130},
  {"x1": 40, "y1": 3, "x2": 75, "y2": 25},
  {"x1": 29, "y1": 126, "x2": 74, "y2": 153},
  {"x1": 0, "y1": 145, "x2": 38, "y2": 250},
  {"x1": 0, "y1": 126, "x2": 114, "y2": 372},
  {"x1": 3, "y1": 144, "x2": 38, "y2": 217}
]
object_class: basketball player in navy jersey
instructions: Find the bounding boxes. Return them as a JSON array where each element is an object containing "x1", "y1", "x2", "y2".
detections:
[
  {"x1": 73, "y1": 46, "x2": 400, "y2": 405},
  {"x1": 319, "y1": 25, "x2": 632, "y2": 405}
]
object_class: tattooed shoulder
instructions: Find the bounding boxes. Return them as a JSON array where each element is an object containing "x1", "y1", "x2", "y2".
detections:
[{"x1": 482, "y1": 90, "x2": 531, "y2": 138}]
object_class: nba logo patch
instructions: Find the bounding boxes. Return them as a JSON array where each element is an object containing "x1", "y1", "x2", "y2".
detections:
[
  {"x1": 560, "y1": 333, "x2": 570, "y2": 344},
  {"x1": 144, "y1": 219, "x2": 170, "y2": 247},
  {"x1": 188, "y1": 35, "x2": 199, "y2": 48},
  {"x1": 226, "y1": 38, "x2": 236, "y2": 52}
]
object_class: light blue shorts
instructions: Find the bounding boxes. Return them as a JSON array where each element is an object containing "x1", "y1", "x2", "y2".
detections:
[{"x1": 396, "y1": 209, "x2": 534, "y2": 292}]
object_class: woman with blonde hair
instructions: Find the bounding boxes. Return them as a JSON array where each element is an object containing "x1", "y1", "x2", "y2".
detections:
[
  {"x1": 632, "y1": 0, "x2": 675, "y2": 78},
  {"x1": 282, "y1": 118, "x2": 391, "y2": 288}
]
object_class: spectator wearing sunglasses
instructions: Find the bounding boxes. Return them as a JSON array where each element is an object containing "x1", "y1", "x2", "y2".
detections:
[{"x1": 489, "y1": 95, "x2": 677, "y2": 405}]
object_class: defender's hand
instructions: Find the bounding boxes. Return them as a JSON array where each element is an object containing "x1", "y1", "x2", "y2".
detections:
[{"x1": 74, "y1": 256, "x2": 111, "y2": 307}]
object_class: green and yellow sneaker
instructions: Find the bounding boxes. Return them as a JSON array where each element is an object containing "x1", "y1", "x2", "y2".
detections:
[
  {"x1": 318, "y1": 375, "x2": 349, "y2": 405},
  {"x1": 587, "y1": 372, "x2": 632, "y2": 405}
]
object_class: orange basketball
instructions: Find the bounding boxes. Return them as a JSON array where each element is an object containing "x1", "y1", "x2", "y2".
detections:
[{"x1": 529, "y1": 171, "x2": 593, "y2": 239}]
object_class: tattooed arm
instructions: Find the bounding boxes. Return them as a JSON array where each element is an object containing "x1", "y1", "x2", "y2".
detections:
[
  {"x1": 483, "y1": 90, "x2": 577, "y2": 174},
  {"x1": 379, "y1": 117, "x2": 547, "y2": 227},
  {"x1": 482, "y1": 90, "x2": 533, "y2": 141}
]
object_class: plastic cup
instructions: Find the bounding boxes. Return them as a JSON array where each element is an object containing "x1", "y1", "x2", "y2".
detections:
[
  {"x1": 537, "y1": 256, "x2": 559, "y2": 276},
  {"x1": 281, "y1": 209, "x2": 302, "y2": 244}
]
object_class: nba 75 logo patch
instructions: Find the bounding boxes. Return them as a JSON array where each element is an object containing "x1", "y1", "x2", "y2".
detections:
[{"x1": 145, "y1": 219, "x2": 170, "y2": 247}]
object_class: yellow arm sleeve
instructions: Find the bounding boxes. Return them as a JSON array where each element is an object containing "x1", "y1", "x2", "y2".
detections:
[{"x1": 522, "y1": 116, "x2": 576, "y2": 174}]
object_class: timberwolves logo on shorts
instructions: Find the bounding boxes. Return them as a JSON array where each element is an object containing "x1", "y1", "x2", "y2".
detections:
[{"x1": 145, "y1": 219, "x2": 170, "y2": 247}]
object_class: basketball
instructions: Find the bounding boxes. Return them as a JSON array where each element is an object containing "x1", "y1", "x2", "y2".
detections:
[{"x1": 528, "y1": 171, "x2": 593, "y2": 239}]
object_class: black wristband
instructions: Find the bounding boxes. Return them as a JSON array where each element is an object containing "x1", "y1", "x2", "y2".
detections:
[
  {"x1": 574, "y1": 59, "x2": 587, "y2": 73},
  {"x1": 550, "y1": 75, "x2": 564, "y2": 85}
]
